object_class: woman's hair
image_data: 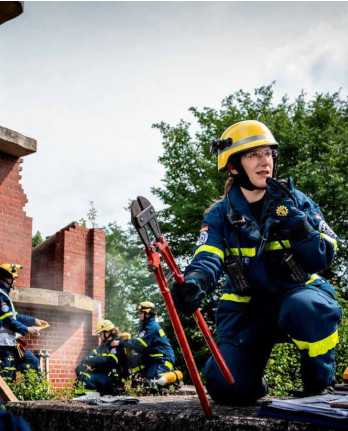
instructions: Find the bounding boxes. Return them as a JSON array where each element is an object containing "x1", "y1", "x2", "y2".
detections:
[{"x1": 204, "y1": 175, "x2": 235, "y2": 215}]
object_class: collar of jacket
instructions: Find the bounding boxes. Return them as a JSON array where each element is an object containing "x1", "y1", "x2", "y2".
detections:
[
  {"x1": 0, "y1": 281, "x2": 10, "y2": 294},
  {"x1": 141, "y1": 316, "x2": 156, "y2": 329},
  {"x1": 228, "y1": 184, "x2": 258, "y2": 223},
  {"x1": 227, "y1": 184, "x2": 277, "y2": 248}
]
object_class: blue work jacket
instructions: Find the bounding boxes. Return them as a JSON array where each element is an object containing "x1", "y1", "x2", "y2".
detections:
[
  {"x1": 120, "y1": 317, "x2": 175, "y2": 367},
  {"x1": 184, "y1": 181, "x2": 339, "y2": 344},
  {"x1": 0, "y1": 283, "x2": 35, "y2": 346}
]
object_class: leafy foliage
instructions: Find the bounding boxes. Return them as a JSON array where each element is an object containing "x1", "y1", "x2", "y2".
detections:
[
  {"x1": 103, "y1": 222, "x2": 162, "y2": 334},
  {"x1": 5, "y1": 369, "x2": 84, "y2": 401},
  {"x1": 31, "y1": 231, "x2": 43, "y2": 248},
  {"x1": 6, "y1": 369, "x2": 52, "y2": 401}
]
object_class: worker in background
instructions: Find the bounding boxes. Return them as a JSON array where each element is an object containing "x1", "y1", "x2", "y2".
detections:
[
  {"x1": 75, "y1": 319, "x2": 128, "y2": 395},
  {"x1": 0, "y1": 264, "x2": 47, "y2": 380},
  {"x1": 111, "y1": 302, "x2": 175, "y2": 381},
  {"x1": 171, "y1": 120, "x2": 342, "y2": 405}
]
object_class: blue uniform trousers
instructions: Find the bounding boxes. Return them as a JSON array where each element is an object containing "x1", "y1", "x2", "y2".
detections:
[
  {"x1": 128, "y1": 353, "x2": 172, "y2": 379},
  {"x1": 205, "y1": 287, "x2": 342, "y2": 405},
  {"x1": 78, "y1": 372, "x2": 115, "y2": 394},
  {"x1": 0, "y1": 346, "x2": 42, "y2": 380}
]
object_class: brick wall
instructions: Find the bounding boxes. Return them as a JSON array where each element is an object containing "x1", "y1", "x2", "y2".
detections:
[
  {"x1": 17, "y1": 305, "x2": 98, "y2": 387},
  {"x1": 0, "y1": 151, "x2": 32, "y2": 287},
  {"x1": 31, "y1": 223, "x2": 105, "y2": 309}
]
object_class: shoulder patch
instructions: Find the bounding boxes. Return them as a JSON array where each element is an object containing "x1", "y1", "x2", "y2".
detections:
[
  {"x1": 138, "y1": 330, "x2": 146, "y2": 338},
  {"x1": 159, "y1": 329, "x2": 165, "y2": 337},
  {"x1": 197, "y1": 231, "x2": 208, "y2": 246},
  {"x1": 200, "y1": 225, "x2": 208, "y2": 231},
  {"x1": 318, "y1": 220, "x2": 338, "y2": 239},
  {"x1": 1, "y1": 304, "x2": 10, "y2": 313}
]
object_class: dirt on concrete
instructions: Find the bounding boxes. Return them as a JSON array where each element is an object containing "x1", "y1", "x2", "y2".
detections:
[{"x1": 7, "y1": 394, "x2": 329, "y2": 431}]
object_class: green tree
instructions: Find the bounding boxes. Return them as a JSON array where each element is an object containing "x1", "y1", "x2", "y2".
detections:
[
  {"x1": 88, "y1": 201, "x2": 98, "y2": 228},
  {"x1": 103, "y1": 222, "x2": 162, "y2": 334},
  {"x1": 32, "y1": 231, "x2": 43, "y2": 248},
  {"x1": 151, "y1": 83, "x2": 348, "y2": 391}
]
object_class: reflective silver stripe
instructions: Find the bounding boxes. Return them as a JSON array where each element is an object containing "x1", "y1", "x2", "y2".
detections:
[
  {"x1": 221, "y1": 134, "x2": 276, "y2": 154},
  {"x1": 0, "y1": 289, "x2": 16, "y2": 321},
  {"x1": 0, "y1": 288, "x2": 20, "y2": 345}
]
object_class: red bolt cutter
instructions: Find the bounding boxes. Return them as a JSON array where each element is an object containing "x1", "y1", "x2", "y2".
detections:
[{"x1": 131, "y1": 196, "x2": 234, "y2": 418}]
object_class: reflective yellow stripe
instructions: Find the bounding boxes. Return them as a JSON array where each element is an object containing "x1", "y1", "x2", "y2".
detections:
[
  {"x1": 0, "y1": 312, "x2": 14, "y2": 320},
  {"x1": 93, "y1": 349, "x2": 98, "y2": 355},
  {"x1": 220, "y1": 293, "x2": 251, "y2": 303},
  {"x1": 165, "y1": 361, "x2": 173, "y2": 370},
  {"x1": 194, "y1": 245, "x2": 224, "y2": 260},
  {"x1": 150, "y1": 353, "x2": 163, "y2": 357},
  {"x1": 136, "y1": 337, "x2": 148, "y2": 348},
  {"x1": 320, "y1": 233, "x2": 338, "y2": 250},
  {"x1": 226, "y1": 247, "x2": 256, "y2": 257},
  {"x1": 305, "y1": 274, "x2": 320, "y2": 284},
  {"x1": 265, "y1": 240, "x2": 291, "y2": 251},
  {"x1": 132, "y1": 365, "x2": 146, "y2": 373},
  {"x1": 103, "y1": 353, "x2": 118, "y2": 364},
  {"x1": 159, "y1": 329, "x2": 165, "y2": 337},
  {"x1": 293, "y1": 330, "x2": 339, "y2": 358}
]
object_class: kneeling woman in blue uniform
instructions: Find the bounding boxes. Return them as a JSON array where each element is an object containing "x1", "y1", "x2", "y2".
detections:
[
  {"x1": 112, "y1": 302, "x2": 175, "y2": 380},
  {"x1": 75, "y1": 319, "x2": 128, "y2": 394},
  {"x1": 172, "y1": 120, "x2": 342, "y2": 405}
]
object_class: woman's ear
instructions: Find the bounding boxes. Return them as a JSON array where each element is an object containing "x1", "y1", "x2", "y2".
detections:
[{"x1": 227, "y1": 163, "x2": 238, "y2": 176}]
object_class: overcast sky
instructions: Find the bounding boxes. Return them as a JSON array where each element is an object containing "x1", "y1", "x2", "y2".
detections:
[{"x1": 1, "y1": 1, "x2": 348, "y2": 239}]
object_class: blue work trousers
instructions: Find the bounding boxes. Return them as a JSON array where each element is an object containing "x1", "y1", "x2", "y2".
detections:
[
  {"x1": 205, "y1": 287, "x2": 342, "y2": 405},
  {"x1": 0, "y1": 345, "x2": 42, "y2": 380}
]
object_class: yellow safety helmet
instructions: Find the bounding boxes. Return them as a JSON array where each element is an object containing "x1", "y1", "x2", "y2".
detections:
[
  {"x1": 211, "y1": 120, "x2": 278, "y2": 172},
  {"x1": 136, "y1": 301, "x2": 158, "y2": 315},
  {"x1": 96, "y1": 319, "x2": 115, "y2": 334},
  {"x1": 0, "y1": 264, "x2": 22, "y2": 280}
]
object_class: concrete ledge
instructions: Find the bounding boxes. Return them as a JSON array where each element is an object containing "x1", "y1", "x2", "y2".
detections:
[
  {"x1": 11, "y1": 287, "x2": 100, "y2": 314},
  {"x1": 7, "y1": 396, "x2": 319, "y2": 431},
  {"x1": 0, "y1": 125, "x2": 36, "y2": 157}
]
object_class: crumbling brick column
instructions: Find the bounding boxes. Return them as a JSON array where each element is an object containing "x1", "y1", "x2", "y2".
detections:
[{"x1": 0, "y1": 126, "x2": 36, "y2": 287}]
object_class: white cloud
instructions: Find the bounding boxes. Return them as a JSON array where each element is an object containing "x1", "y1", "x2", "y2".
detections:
[{"x1": 1, "y1": 2, "x2": 348, "y2": 238}]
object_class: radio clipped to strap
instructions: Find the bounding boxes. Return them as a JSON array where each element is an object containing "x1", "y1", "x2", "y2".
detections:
[{"x1": 223, "y1": 238, "x2": 250, "y2": 295}]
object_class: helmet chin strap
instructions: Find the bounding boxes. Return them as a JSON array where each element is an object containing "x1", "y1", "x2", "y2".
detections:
[
  {"x1": 231, "y1": 159, "x2": 265, "y2": 191},
  {"x1": 230, "y1": 154, "x2": 279, "y2": 191}
]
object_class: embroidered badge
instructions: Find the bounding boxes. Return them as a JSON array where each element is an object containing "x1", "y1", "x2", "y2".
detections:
[
  {"x1": 138, "y1": 331, "x2": 146, "y2": 338},
  {"x1": 314, "y1": 213, "x2": 322, "y2": 220},
  {"x1": 275, "y1": 205, "x2": 289, "y2": 216},
  {"x1": 318, "y1": 220, "x2": 338, "y2": 239},
  {"x1": 200, "y1": 225, "x2": 208, "y2": 231},
  {"x1": 198, "y1": 231, "x2": 208, "y2": 245},
  {"x1": 1, "y1": 304, "x2": 9, "y2": 313}
]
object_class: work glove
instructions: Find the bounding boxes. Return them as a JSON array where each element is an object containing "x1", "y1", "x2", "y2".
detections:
[
  {"x1": 264, "y1": 178, "x2": 306, "y2": 229},
  {"x1": 171, "y1": 281, "x2": 206, "y2": 316}
]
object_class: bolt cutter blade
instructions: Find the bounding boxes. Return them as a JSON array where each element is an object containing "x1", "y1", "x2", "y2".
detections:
[
  {"x1": 134, "y1": 196, "x2": 162, "y2": 241},
  {"x1": 130, "y1": 198, "x2": 151, "y2": 249}
]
